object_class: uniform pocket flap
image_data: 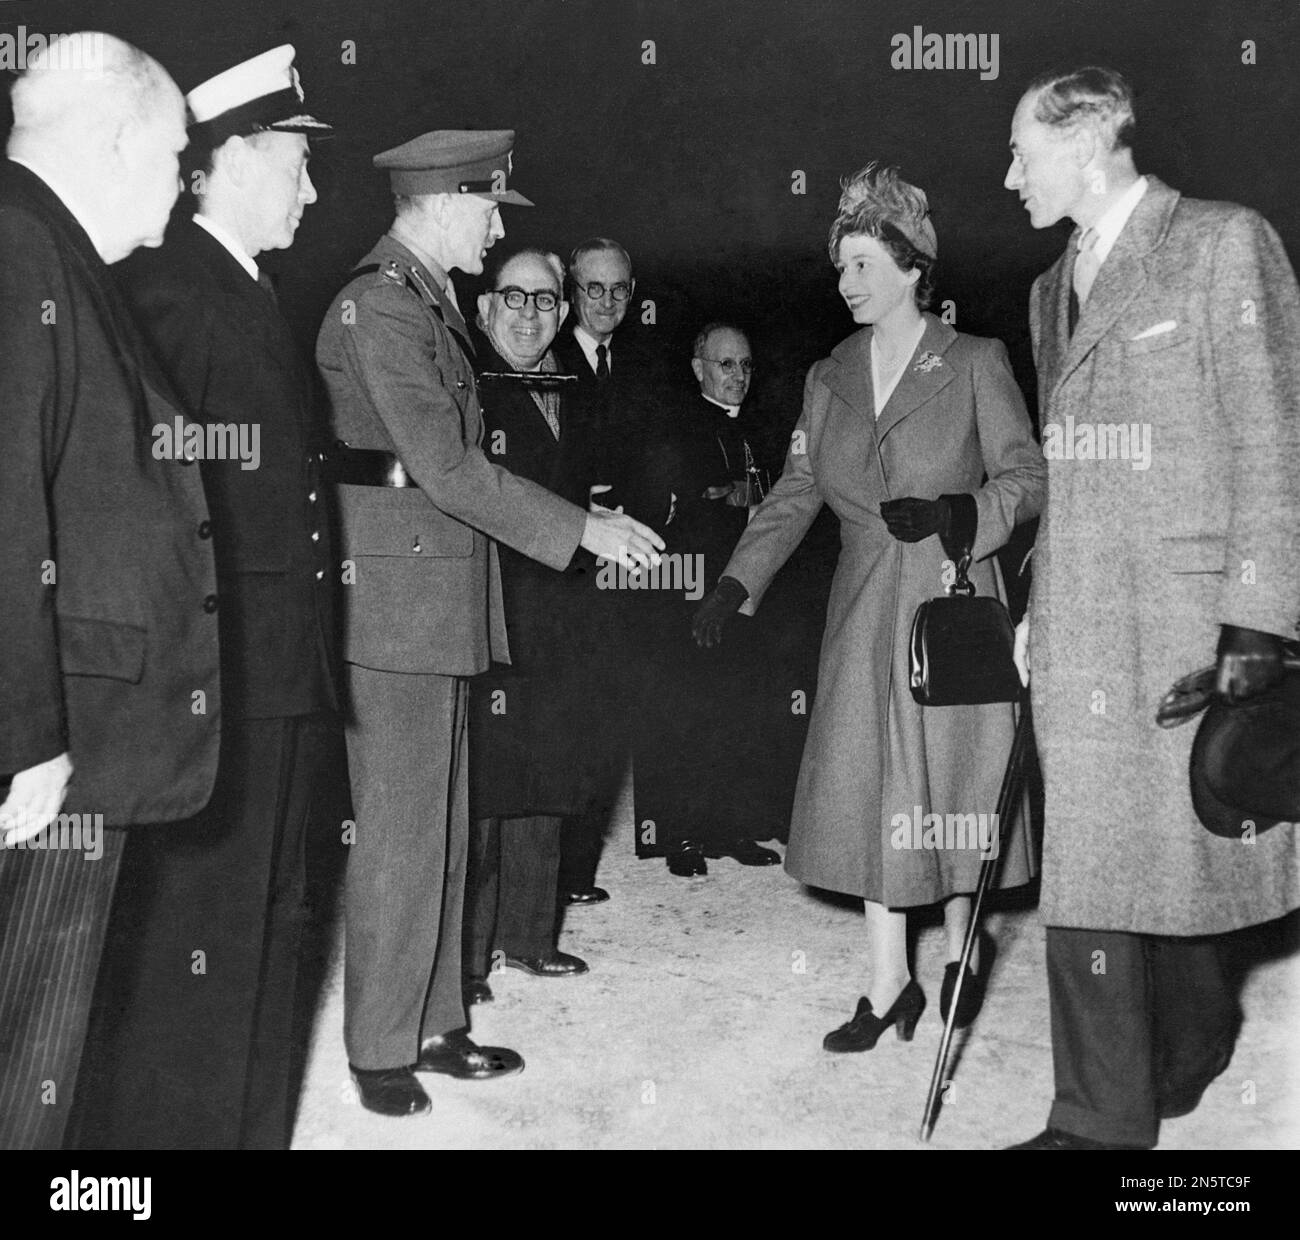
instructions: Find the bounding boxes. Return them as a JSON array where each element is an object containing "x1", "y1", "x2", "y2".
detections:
[
  {"x1": 337, "y1": 484, "x2": 474, "y2": 558},
  {"x1": 58, "y1": 614, "x2": 147, "y2": 683}
]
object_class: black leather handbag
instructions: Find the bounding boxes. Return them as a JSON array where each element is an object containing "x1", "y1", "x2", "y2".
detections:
[{"x1": 909, "y1": 553, "x2": 1022, "y2": 706}]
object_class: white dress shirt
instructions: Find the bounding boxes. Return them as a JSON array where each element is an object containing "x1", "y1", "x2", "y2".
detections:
[
  {"x1": 193, "y1": 213, "x2": 260, "y2": 282},
  {"x1": 573, "y1": 324, "x2": 611, "y2": 376},
  {"x1": 1087, "y1": 175, "x2": 1149, "y2": 268}
]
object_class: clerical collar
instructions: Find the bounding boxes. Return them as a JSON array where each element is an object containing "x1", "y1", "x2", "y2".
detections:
[
  {"x1": 702, "y1": 392, "x2": 741, "y2": 419},
  {"x1": 193, "y1": 212, "x2": 260, "y2": 282}
]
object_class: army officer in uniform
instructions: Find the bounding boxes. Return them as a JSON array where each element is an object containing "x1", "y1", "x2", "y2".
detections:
[{"x1": 316, "y1": 131, "x2": 662, "y2": 1118}]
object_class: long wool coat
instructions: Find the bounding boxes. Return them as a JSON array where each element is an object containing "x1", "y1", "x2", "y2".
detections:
[
  {"x1": 466, "y1": 328, "x2": 623, "y2": 818},
  {"x1": 725, "y1": 315, "x2": 1045, "y2": 904},
  {"x1": 1027, "y1": 177, "x2": 1300, "y2": 935}
]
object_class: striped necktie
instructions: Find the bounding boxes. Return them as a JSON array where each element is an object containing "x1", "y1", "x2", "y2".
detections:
[{"x1": 1071, "y1": 227, "x2": 1101, "y2": 321}]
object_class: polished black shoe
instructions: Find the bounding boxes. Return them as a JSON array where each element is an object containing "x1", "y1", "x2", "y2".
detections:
[
  {"x1": 350, "y1": 1065, "x2": 431, "y2": 1116},
  {"x1": 666, "y1": 841, "x2": 708, "y2": 877},
  {"x1": 415, "y1": 1028, "x2": 524, "y2": 1080},
  {"x1": 462, "y1": 974, "x2": 493, "y2": 1006},
  {"x1": 563, "y1": 886, "x2": 610, "y2": 906},
  {"x1": 1158, "y1": 1042, "x2": 1234, "y2": 1119},
  {"x1": 939, "y1": 934, "x2": 996, "y2": 1028},
  {"x1": 504, "y1": 950, "x2": 589, "y2": 977},
  {"x1": 709, "y1": 839, "x2": 781, "y2": 866},
  {"x1": 823, "y1": 979, "x2": 926, "y2": 1052},
  {"x1": 1007, "y1": 1127, "x2": 1143, "y2": 1150}
]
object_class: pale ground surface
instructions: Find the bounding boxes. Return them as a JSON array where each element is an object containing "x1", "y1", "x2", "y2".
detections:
[{"x1": 291, "y1": 777, "x2": 1300, "y2": 1151}]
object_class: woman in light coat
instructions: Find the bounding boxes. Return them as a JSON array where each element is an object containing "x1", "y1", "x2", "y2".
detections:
[{"x1": 694, "y1": 164, "x2": 1046, "y2": 1050}]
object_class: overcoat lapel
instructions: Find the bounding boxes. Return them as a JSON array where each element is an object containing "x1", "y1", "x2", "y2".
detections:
[
  {"x1": 1050, "y1": 177, "x2": 1182, "y2": 400},
  {"x1": 873, "y1": 314, "x2": 958, "y2": 443},
  {"x1": 823, "y1": 330, "x2": 889, "y2": 495},
  {"x1": 1037, "y1": 248, "x2": 1073, "y2": 392}
]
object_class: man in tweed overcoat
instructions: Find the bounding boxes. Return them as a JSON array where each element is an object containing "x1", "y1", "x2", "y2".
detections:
[{"x1": 1004, "y1": 67, "x2": 1300, "y2": 1149}]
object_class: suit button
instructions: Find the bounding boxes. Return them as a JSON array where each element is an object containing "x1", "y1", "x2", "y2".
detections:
[
  {"x1": 197, "y1": 520, "x2": 212, "y2": 539},
  {"x1": 202, "y1": 594, "x2": 219, "y2": 614},
  {"x1": 315, "y1": 570, "x2": 325, "y2": 581},
  {"x1": 456, "y1": 380, "x2": 467, "y2": 390},
  {"x1": 308, "y1": 490, "x2": 318, "y2": 503},
  {"x1": 412, "y1": 537, "x2": 422, "y2": 553},
  {"x1": 311, "y1": 530, "x2": 320, "y2": 542}
]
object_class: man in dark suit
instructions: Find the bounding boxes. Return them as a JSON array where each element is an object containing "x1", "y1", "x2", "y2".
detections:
[
  {"x1": 1003, "y1": 68, "x2": 1300, "y2": 1150},
  {"x1": 552, "y1": 238, "x2": 669, "y2": 904},
  {"x1": 0, "y1": 34, "x2": 220, "y2": 1150},
  {"x1": 634, "y1": 323, "x2": 781, "y2": 876},
  {"x1": 72, "y1": 46, "x2": 339, "y2": 1151},
  {"x1": 463, "y1": 247, "x2": 621, "y2": 1005},
  {"x1": 315, "y1": 132, "x2": 662, "y2": 1117}
]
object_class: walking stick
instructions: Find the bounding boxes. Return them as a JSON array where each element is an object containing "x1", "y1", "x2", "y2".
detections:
[{"x1": 919, "y1": 695, "x2": 1033, "y2": 1143}]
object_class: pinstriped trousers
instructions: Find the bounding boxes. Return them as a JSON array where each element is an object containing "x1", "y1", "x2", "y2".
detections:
[{"x1": 0, "y1": 832, "x2": 125, "y2": 1149}]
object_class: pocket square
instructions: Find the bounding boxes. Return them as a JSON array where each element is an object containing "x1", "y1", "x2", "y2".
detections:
[{"x1": 1131, "y1": 319, "x2": 1178, "y2": 340}]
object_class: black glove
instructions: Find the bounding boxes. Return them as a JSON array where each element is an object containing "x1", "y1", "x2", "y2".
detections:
[
  {"x1": 1215, "y1": 623, "x2": 1285, "y2": 703},
  {"x1": 692, "y1": 575, "x2": 749, "y2": 648},
  {"x1": 879, "y1": 493, "x2": 976, "y2": 561}
]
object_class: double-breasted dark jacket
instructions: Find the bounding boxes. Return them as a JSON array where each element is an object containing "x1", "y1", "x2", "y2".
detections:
[
  {"x1": 315, "y1": 235, "x2": 585, "y2": 678},
  {"x1": 0, "y1": 161, "x2": 220, "y2": 825},
  {"x1": 116, "y1": 217, "x2": 338, "y2": 721}
]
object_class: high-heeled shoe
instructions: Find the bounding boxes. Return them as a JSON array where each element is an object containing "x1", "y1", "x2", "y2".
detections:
[
  {"x1": 939, "y1": 933, "x2": 996, "y2": 1028},
  {"x1": 823, "y1": 979, "x2": 926, "y2": 1052}
]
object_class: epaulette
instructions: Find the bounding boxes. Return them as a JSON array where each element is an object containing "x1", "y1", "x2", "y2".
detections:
[{"x1": 350, "y1": 260, "x2": 427, "y2": 305}]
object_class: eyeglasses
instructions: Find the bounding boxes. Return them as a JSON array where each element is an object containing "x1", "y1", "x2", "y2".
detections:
[
  {"x1": 575, "y1": 280, "x2": 633, "y2": 303},
  {"x1": 491, "y1": 286, "x2": 561, "y2": 312},
  {"x1": 698, "y1": 357, "x2": 754, "y2": 376}
]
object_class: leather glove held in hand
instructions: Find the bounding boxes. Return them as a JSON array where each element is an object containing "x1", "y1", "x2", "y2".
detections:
[
  {"x1": 1215, "y1": 623, "x2": 1285, "y2": 703},
  {"x1": 879, "y1": 494, "x2": 976, "y2": 560},
  {"x1": 692, "y1": 575, "x2": 749, "y2": 648}
]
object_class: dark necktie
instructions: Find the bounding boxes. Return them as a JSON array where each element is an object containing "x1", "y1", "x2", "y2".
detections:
[
  {"x1": 595, "y1": 343, "x2": 610, "y2": 381},
  {"x1": 257, "y1": 269, "x2": 278, "y2": 306}
]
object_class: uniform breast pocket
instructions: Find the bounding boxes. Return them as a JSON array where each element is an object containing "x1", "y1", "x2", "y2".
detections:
[{"x1": 338, "y1": 485, "x2": 474, "y2": 558}]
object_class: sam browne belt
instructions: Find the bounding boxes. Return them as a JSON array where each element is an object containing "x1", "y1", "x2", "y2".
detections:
[{"x1": 322, "y1": 442, "x2": 412, "y2": 487}]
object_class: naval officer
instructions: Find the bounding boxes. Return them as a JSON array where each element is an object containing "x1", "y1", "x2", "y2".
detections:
[{"x1": 74, "y1": 45, "x2": 338, "y2": 1150}]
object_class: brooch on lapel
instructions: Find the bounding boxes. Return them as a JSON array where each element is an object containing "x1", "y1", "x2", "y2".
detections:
[{"x1": 913, "y1": 351, "x2": 943, "y2": 374}]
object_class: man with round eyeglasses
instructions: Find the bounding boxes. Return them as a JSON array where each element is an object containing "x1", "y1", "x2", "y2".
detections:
[
  {"x1": 635, "y1": 323, "x2": 783, "y2": 877},
  {"x1": 552, "y1": 238, "x2": 673, "y2": 908},
  {"x1": 463, "y1": 248, "x2": 624, "y2": 1005}
]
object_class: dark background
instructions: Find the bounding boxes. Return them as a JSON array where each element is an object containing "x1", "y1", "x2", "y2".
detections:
[{"x1": 3, "y1": 0, "x2": 1297, "y2": 410}]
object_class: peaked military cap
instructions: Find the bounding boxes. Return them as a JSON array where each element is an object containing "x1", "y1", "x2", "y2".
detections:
[
  {"x1": 187, "y1": 44, "x2": 333, "y2": 146},
  {"x1": 374, "y1": 130, "x2": 533, "y2": 205}
]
